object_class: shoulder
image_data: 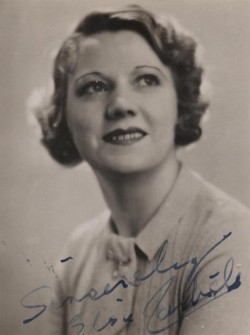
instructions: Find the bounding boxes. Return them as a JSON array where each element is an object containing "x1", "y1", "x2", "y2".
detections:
[
  {"x1": 179, "y1": 171, "x2": 250, "y2": 333},
  {"x1": 69, "y1": 210, "x2": 110, "y2": 242},
  {"x1": 183, "y1": 170, "x2": 250, "y2": 269},
  {"x1": 178, "y1": 168, "x2": 250, "y2": 269},
  {"x1": 189, "y1": 170, "x2": 250, "y2": 227},
  {"x1": 54, "y1": 210, "x2": 111, "y2": 290},
  {"x1": 64, "y1": 209, "x2": 111, "y2": 255},
  {"x1": 55, "y1": 209, "x2": 110, "y2": 269}
]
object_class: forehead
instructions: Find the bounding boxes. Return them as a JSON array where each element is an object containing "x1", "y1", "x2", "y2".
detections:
[{"x1": 73, "y1": 30, "x2": 166, "y2": 74}]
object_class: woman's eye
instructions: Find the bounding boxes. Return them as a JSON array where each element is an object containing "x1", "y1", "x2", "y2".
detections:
[
  {"x1": 76, "y1": 80, "x2": 110, "y2": 96},
  {"x1": 136, "y1": 74, "x2": 160, "y2": 87}
]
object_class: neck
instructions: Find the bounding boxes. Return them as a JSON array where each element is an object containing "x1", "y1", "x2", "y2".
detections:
[{"x1": 94, "y1": 152, "x2": 180, "y2": 237}]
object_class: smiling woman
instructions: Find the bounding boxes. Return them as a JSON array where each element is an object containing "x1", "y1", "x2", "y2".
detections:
[
  {"x1": 66, "y1": 30, "x2": 178, "y2": 175},
  {"x1": 33, "y1": 5, "x2": 250, "y2": 335}
]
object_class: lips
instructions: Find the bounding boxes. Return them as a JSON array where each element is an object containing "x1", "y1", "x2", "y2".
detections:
[{"x1": 103, "y1": 127, "x2": 147, "y2": 145}]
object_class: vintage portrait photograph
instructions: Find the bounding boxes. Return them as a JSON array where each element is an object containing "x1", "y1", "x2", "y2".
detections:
[{"x1": 1, "y1": 0, "x2": 250, "y2": 334}]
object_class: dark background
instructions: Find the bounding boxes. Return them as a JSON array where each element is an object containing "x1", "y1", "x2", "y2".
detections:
[{"x1": 1, "y1": 0, "x2": 249, "y2": 334}]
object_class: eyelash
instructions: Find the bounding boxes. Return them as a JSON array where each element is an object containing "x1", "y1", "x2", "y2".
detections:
[
  {"x1": 136, "y1": 74, "x2": 161, "y2": 87},
  {"x1": 76, "y1": 80, "x2": 110, "y2": 97},
  {"x1": 75, "y1": 74, "x2": 161, "y2": 97}
]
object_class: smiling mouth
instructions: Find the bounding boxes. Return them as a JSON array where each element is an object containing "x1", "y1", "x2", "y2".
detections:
[{"x1": 103, "y1": 127, "x2": 147, "y2": 145}]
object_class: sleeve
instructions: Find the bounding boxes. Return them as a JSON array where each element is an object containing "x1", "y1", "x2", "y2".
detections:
[{"x1": 179, "y1": 200, "x2": 250, "y2": 335}]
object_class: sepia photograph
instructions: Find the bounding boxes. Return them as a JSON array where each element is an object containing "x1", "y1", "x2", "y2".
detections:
[{"x1": 1, "y1": 0, "x2": 250, "y2": 334}]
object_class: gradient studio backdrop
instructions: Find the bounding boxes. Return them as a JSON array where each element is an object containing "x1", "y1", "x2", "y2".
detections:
[{"x1": 1, "y1": 0, "x2": 250, "y2": 334}]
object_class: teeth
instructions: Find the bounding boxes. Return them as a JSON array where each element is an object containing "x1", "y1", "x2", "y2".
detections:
[{"x1": 110, "y1": 132, "x2": 143, "y2": 142}]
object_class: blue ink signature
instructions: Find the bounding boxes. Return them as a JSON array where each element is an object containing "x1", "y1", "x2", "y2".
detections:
[
  {"x1": 61, "y1": 256, "x2": 74, "y2": 263},
  {"x1": 144, "y1": 255, "x2": 240, "y2": 333},
  {"x1": 20, "y1": 232, "x2": 241, "y2": 334}
]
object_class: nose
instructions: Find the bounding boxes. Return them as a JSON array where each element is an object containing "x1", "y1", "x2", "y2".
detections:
[{"x1": 105, "y1": 94, "x2": 137, "y2": 121}]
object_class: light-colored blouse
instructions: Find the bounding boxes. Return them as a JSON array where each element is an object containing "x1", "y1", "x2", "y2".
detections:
[{"x1": 45, "y1": 165, "x2": 250, "y2": 335}]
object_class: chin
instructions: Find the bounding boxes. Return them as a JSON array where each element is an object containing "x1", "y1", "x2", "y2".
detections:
[{"x1": 94, "y1": 155, "x2": 161, "y2": 175}]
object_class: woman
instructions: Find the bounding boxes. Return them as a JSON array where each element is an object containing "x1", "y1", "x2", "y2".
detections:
[{"x1": 37, "y1": 5, "x2": 250, "y2": 335}]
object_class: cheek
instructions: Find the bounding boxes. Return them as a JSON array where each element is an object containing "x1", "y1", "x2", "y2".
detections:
[
  {"x1": 152, "y1": 101, "x2": 178, "y2": 131},
  {"x1": 67, "y1": 101, "x2": 101, "y2": 134}
]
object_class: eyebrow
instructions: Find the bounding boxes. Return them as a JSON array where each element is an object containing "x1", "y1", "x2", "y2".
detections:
[
  {"x1": 75, "y1": 71, "x2": 104, "y2": 84},
  {"x1": 135, "y1": 65, "x2": 162, "y2": 73}
]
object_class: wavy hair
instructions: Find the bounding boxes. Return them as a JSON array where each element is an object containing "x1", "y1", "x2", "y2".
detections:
[{"x1": 36, "y1": 5, "x2": 209, "y2": 165}]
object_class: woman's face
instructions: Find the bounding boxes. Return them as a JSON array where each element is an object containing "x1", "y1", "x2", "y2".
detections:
[{"x1": 66, "y1": 30, "x2": 178, "y2": 174}]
